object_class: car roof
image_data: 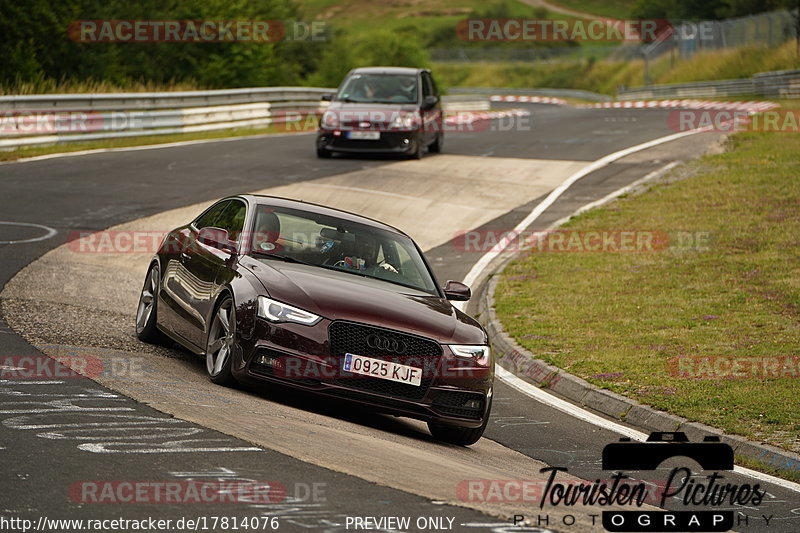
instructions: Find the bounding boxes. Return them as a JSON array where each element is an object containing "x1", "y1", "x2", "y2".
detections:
[
  {"x1": 348, "y1": 66, "x2": 427, "y2": 76},
  {"x1": 235, "y1": 195, "x2": 409, "y2": 237}
]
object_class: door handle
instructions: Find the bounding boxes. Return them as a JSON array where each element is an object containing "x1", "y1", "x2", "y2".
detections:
[{"x1": 180, "y1": 252, "x2": 191, "y2": 262}]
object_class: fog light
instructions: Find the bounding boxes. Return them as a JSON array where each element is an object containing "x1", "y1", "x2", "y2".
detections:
[
  {"x1": 402, "y1": 138, "x2": 409, "y2": 144},
  {"x1": 464, "y1": 399, "x2": 482, "y2": 409}
]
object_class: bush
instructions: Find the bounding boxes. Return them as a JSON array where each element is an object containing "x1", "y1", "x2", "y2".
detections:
[{"x1": 307, "y1": 30, "x2": 431, "y2": 87}]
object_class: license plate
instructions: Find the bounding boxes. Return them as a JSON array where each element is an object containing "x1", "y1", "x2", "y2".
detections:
[
  {"x1": 343, "y1": 353, "x2": 422, "y2": 386},
  {"x1": 346, "y1": 131, "x2": 380, "y2": 140}
]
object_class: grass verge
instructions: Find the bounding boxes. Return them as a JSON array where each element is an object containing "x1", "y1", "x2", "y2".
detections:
[
  {"x1": 0, "y1": 121, "x2": 317, "y2": 163},
  {"x1": 494, "y1": 100, "x2": 800, "y2": 455},
  {"x1": 436, "y1": 41, "x2": 800, "y2": 95}
]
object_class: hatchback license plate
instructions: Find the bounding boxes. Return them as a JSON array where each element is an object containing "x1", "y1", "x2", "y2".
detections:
[
  {"x1": 343, "y1": 353, "x2": 421, "y2": 386},
  {"x1": 346, "y1": 131, "x2": 380, "y2": 140}
]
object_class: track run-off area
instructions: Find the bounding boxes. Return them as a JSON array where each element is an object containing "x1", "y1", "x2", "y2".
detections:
[{"x1": 1, "y1": 102, "x2": 798, "y2": 533}]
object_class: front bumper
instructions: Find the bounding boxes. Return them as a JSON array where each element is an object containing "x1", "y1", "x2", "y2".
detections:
[
  {"x1": 316, "y1": 130, "x2": 422, "y2": 155},
  {"x1": 232, "y1": 318, "x2": 493, "y2": 428}
]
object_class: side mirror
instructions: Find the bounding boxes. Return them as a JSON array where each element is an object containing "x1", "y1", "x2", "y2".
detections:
[
  {"x1": 321, "y1": 93, "x2": 333, "y2": 101},
  {"x1": 198, "y1": 227, "x2": 236, "y2": 253},
  {"x1": 422, "y1": 95, "x2": 438, "y2": 109},
  {"x1": 443, "y1": 280, "x2": 471, "y2": 301}
]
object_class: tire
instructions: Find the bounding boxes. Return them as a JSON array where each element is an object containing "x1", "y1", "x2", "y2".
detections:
[
  {"x1": 427, "y1": 398, "x2": 492, "y2": 446},
  {"x1": 412, "y1": 139, "x2": 425, "y2": 160},
  {"x1": 429, "y1": 132, "x2": 443, "y2": 153},
  {"x1": 205, "y1": 295, "x2": 238, "y2": 387},
  {"x1": 135, "y1": 263, "x2": 165, "y2": 344},
  {"x1": 317, "y1": 147, "x2": 332, "y2": 158}
]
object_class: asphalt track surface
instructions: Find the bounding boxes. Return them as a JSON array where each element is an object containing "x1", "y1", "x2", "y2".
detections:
[{"x1": 1, "y1": 103, "x2": 798, "y2": 533}]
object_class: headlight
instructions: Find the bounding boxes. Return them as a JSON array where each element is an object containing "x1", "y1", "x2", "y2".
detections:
[
  {"x1": 389, "y1": 111, "x2": 420, "y2": 130},
  {"x1": 449, "y1": 345, "x2": 491, "y2": 365},
  {"x1": 320, "y1": 110, "x2": 339, "y2": 129},
  {"x1": 257, "y1": 296, "x2": 322, "y2": 326}
]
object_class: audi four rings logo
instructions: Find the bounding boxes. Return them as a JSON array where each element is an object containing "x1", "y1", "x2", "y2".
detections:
[{"x1": 366, "y1": 334, "x2": 406, "y2": 354}]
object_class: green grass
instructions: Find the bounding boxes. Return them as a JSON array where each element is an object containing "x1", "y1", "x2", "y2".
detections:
[
  {"x1": 435, "y1": 40, "x2": 799, "y2": 95},
  {"x1": 0, "y1": 120, "x2": 317, "y2": 162},
  {"x1": 294, "y1": 0, "x2": 563, "y2": 49},
  {"x1": 494, "y1": 100, "x2": 800, "y2": 456}
]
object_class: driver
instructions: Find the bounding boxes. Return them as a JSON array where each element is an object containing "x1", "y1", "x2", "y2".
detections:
[
  {"x1": 398, "y1": 77, "x2": 417, "y2": 101},
  {"x1": 252, "y1": 211, "x2": 283, "y2": 253},
  {"x1": 354, "y1": 79, "x2": 378, "y2": 100}
]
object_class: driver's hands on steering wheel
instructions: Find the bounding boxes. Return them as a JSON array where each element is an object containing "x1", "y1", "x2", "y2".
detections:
[{"x1": 379, "y1": 262, "x2": 398, "y2": 274}]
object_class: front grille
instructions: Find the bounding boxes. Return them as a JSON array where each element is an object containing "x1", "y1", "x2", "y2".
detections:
[
  {"x1": 329, "y1": 321, "x2": 442, "y2": 358},
  {"x1": 432, "y1": 390, "x2": 485, "y2": 419},
  {"x1": 328, "y1": 321, "x2": 442, "y2": 401}
]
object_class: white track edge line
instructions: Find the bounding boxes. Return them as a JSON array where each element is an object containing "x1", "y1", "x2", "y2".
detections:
[
  {"x1": 465, "y1": 127, "x2": 800, "y2": 493},
  {"x1": 497, "y1": 367, "x2": 800, "y2": 493},
  {"x1": 459, "y1": 126, "x2": 715, "y2": 295},
  {"x1": 0, "y1": 131, "x2": 313, "y2": 166}
]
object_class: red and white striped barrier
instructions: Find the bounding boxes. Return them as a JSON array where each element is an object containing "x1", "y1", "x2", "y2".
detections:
[
  {"x1": 489, "y1": 95, "x2": 568, "y2": 106},
  {"x1": 488, "y1": 95, "x2": 779, "y2": 114},
  {"x1": 444, "y1": 108, "x2": 530, "y2": 126},
  {"x1": 578, "y1": 99, "x2": 779, "y2": 112}
]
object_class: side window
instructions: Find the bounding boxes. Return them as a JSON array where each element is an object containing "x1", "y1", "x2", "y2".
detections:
[
  {"x1": 194, "y1": 200, "x2": 231, "y2": 230},
  {"x1": 213, "y1": 201, "x2": 247, "y2": 241}
]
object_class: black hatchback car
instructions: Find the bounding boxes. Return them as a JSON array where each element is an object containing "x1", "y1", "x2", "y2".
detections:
[{"x1": 315, "y1": 67, "x2": 444, "y2": 159}]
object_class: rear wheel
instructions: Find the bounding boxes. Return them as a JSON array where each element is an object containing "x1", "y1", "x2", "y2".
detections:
[
  {"x1": 135, "y1": 263, "x2": 164, "y2": 344},
  {"x1": 205, "y1": 296, "x2": 238, "y2": 387},
  {"x1": 317, "y1": 147, "x2": 332, "y2": 158},
  {"x1": 428, "y1": 398, "x2": 492, "y2": 446}
]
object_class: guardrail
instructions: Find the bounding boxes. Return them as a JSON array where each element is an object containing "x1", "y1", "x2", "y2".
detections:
[
  {"x1": 0, "y1": 87, "x2": 489, "y2": 150},
  {"x1": 617, "y1": 69, "x2": 800, "y2": 100}
]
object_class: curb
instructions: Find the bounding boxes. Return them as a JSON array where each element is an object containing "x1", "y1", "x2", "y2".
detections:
[{"x1": 478, "y1": 273, "x2": 800, "y2": 479}]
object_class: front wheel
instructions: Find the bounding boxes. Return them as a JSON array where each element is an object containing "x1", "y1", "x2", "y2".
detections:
[
  {"x1": 135, "y1": 263, "x2": 164, "y2": 344},
  {"x1": 429, "y1": 132, "x2": 443, "y2": 153},
  {"x1": 428, "y1": 398, "x2": 492, "y2": 446},
  {"x1": 205, "y1": 296, "x2": 238, "y2": 387}
]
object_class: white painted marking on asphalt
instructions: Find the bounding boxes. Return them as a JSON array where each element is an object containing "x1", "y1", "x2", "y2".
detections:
[
  {"x1": 0, "y1": 221, "x2": 57, "y2": 244},
  {"x1": 0, "y1": 131, "x2": 312, "y2": 166},
  {"x1": 497, "y1": 351, "x2": 800, "y2": 493},
  {"x1": 456, "y1": 133, "x2": 800, "y2": 494},
  {"x1": 457, "y1": 127, "x2": 714, "y2": 302},
  {"x1": 535, "y1": 161, "x2": 679, "y2": 235}
]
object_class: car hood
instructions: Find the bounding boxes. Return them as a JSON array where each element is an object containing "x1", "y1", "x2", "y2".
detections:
[
  {"x1": 326, "y1": 101, "x2": 420, "y2": 113},
  {"x1": 241, "y1": 257, "x2": 485, "y2": 345}
]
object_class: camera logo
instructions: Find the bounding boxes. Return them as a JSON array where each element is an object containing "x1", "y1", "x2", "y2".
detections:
[{"x1": 601, "y1": 432, "x2": 751, "y2": 532}]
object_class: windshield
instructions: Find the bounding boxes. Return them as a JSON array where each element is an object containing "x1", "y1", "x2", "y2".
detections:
[
  {"x1": 248, "y1": 205, "x2": 438, "y2": 295},
  {"x1": 335, "y1": 73, "x2": 418, "y2": 104}
]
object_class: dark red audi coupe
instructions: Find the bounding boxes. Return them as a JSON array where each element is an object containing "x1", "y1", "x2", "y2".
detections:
[{"x1": 135, "y1": 195, "x2": 493, "y2": 445}]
